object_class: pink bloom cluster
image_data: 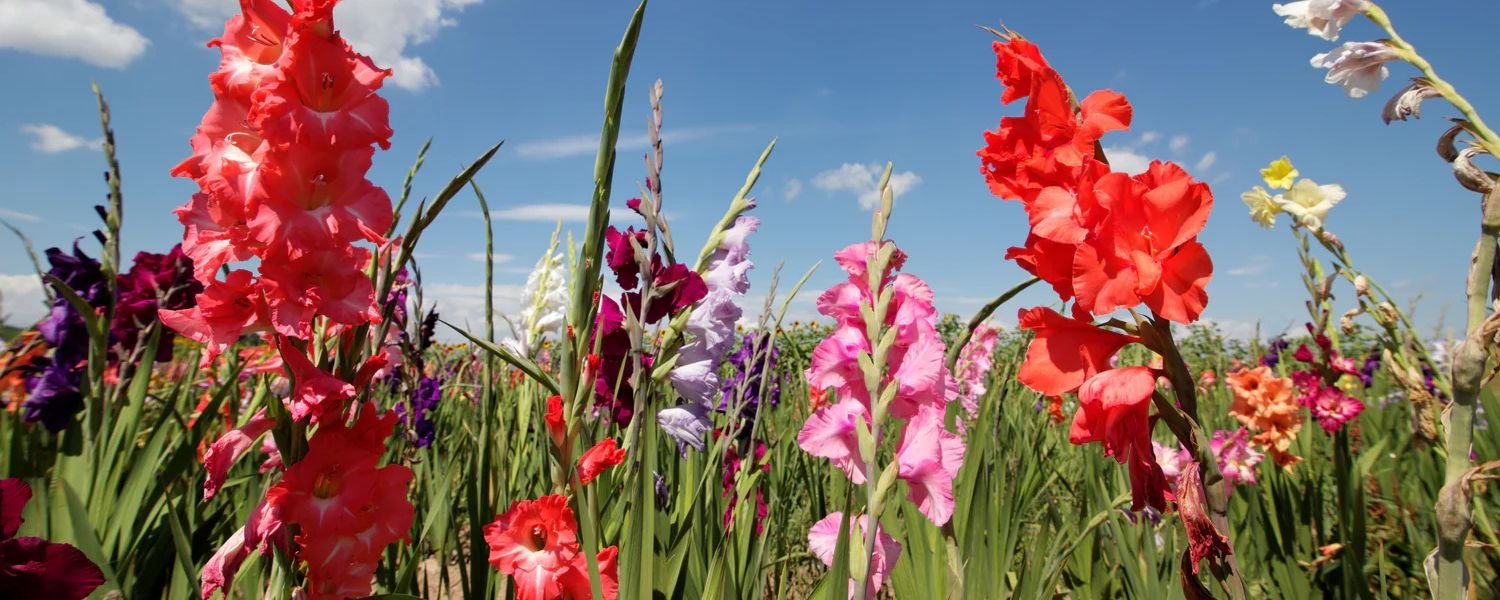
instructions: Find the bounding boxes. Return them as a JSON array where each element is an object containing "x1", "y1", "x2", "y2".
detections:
[
  {"x1": 798, "y1": 240, "x2": 965, "y2": 597},
  {"x1": 953, "y1": 323, "x2": 999, "y2": 434},
  {"x1": 1287, "y1": 328, "x2": 1366, "y2": 433}
]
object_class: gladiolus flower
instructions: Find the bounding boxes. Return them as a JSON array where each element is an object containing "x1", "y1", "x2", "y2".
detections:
[
  {"x1": 578, "y1": 438, "x2": 626, "y2": 485},
  {"x1": 1240, "y1": 186, "x2": 1281, "y2": 228},
  {"x1": 807, "y1": 512, "x2": 901, "y2": 600},
  {"x1": 544, "y1": 395, "x2": 567, "y2": 449},
  {"x1": 1310, "y1": 40, "x2": 1396, "y2": 99},
  {"x1": 797, "y1": 398, "x2": 871, "y2": 484},
  {"x1": 1016, "y1": 306, "x2": 1137, "y2": 397},
  {"x1": 1226, "y1": 366, "x2": 1304, "y2": 468},
  {"x1": 895, "y1": 405, "x2": 966, "y2": 526},
  {"x1": 1274, "y1": 178, "x2": 1347, "y2": 230},
  {"x1": 1272, "y1": 0, "x2": 1367, "y2": 41},
  {"x1": 0, "y1": 478, "x2": 106, "y2": 600},
  {"x1": 1260, "y1": 156, "x2": 1299, "y2": 189},
  {"x1": 1210, "y1": 428, "x2": 1265, "y2": 486},
  {"x1": 484, "y1": 495, "x2": 619, "y2": 600},
  {"x1": 202, "y1": 410, "x2": 275, "y2": 501},
  {"x1": 1069, "y1": 366, "x2": 1167, "y2": 511},
  {"x1": 1303, "y1": 383, "x2": 1365, "y2": 433}
]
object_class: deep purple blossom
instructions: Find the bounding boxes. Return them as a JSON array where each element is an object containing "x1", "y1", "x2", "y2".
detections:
[
  {"x1": 0, "y1": 478, "x2": 106, "y2": 599},
  {"x1": 395, "y1": 376, "x2": 443, "y2": 448},
  {"x1": 113, "y1": 245, "x2": 201, "y2": 360}
]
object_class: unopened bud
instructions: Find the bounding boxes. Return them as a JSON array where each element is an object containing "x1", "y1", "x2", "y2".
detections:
[
  {"x1": 1340, "y1": 307, "x2": 1362, "y2": 335},
  {"x1": 1354, "y1": 275, "x2": 1370, "y2": 296},
  {"x1": 1374, "y1": 302, "x2": 1399, "y2": 327}
]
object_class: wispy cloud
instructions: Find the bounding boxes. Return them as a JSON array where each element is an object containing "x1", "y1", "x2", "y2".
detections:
[
  {"x1": 812, "y1": 163, "x2": 921, "y2": 210},
  {"x1": 489, "y1": 204, "x2": 590, "y2": 222},
  {"x1": 1227, "y1": 256, "x2": 1269, "y2": 277},
  {"x1": 465, "y1": 252, "x2": 515, "y2": 264},
  {"x1": 515, "y1": 124, "x2": 753, "y2": 160},
  {"x1": 20, "y1": 123, "x2": 101, "y2": 154},
  {"x1": 1169, "y1": 134, "x2": 1190, "y2": 152},
  {"x1": 169, "y1": 0, "x2": 478, "y2": 91},
  {"x1": 0, "y1": 208, "x2": 41, "y2": 223},
  {"x1": 1102, "y1": 146, "x2": 1152, "y2": 174},
  {"x1": 783, "y1": 178, "x2": 803, "y2": 201},
  {"x1": 1136, "y1": 131, "x2": 1161, "y2": 144},
  {"x1": 0, "y1": 0, "x2": 149, "y2": 68},
  {"x1": 1195, "y1": 151, "x2": 1218, "y2": 171}
]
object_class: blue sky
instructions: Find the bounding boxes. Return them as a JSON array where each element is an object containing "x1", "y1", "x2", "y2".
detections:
[{"x1": 0, "y1": 0, "x2": 1493, "y2": 340}]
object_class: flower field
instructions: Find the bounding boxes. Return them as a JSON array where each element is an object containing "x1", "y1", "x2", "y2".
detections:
[{"x1": 2, "y1": 0, "x2": 1500, "y2": 598}]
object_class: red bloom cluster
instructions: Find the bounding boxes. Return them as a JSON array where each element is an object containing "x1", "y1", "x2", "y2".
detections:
[
  {"x1": 484, "y1": 495, "x2": 620, "y2": 600},
  {"x1": 981, "y1": 37, "x2": 1213, "y2": 325},
  {"x1": 980, "y1": 35, "x2": 1217, "y2": 513},
  {"x1": 162, "y1": 0, "x2": 393, "y2": 362},
  {"x1": 173, "y1": 2, "x2": 413, "y2": 598}
]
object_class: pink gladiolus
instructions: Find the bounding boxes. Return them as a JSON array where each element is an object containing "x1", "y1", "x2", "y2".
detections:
[
  {"x1": 1210, "y1": 428, "x2": 1265, "y2": 486},
  {"x1": 796, "y1": 398, "x2": 871, "y2": 484},
  {"x1": 202, "y1": 410, "x2": 275, "y2": 501},
  {"x1": 808, "y1": 512, "x2": 901, "y2": 600},
  {"x1": 896, "y1": 405, "x2": 966, "y2": 525}
]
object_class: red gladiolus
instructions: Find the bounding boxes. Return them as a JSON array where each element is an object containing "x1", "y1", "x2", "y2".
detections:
[
  {"x1": 484, "y1": 495, "x2": 620, "y2": 600},
  {"x1": 1016, "y1": 306, "x2": 1138, "y2": 397},
  {"x1": 1069, "y1": 367, "x2": 1168, "y2": 512},
  {"x1": 578, "y1": 438, "x2": 626, "y2": 485},
  {"x1": 1071, "y1": 163, "x2": 1214, "y2": 322},
  {"x1": 545, "y1": 395, "x2": 567, "y2": 449}
]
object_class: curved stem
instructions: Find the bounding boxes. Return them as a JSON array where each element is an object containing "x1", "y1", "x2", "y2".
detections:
[
  {"x1": 943, "y1": 276, "x2": 1040, "y2": 372},
  {"x1": 1365, "y1": 3, "x2": 1500, "y2": 156}
]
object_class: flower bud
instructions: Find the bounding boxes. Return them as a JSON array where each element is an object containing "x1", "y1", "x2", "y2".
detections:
[
  {"x1": 1374, "y1": 302, "x2": 1399, "y2": 327},
  {"x1": 1340, "y1": 307, "x2": 1362, "y2": 335},
  {"x1": 1354, "y1": 275, "x2": 1369, "y2": 296}
]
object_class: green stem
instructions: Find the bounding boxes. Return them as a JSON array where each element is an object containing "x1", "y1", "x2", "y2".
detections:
[
  {"x1": 1365, "y1": 3, "x2": 1500, "y2": 157},
  {"x1": 1432, "y1": 189, "x2": 1497, "y2": 597}
]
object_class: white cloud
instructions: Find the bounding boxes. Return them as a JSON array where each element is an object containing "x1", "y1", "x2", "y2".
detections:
[
  {"x1": 171, "y1": 0, "x2": 236, "y2": 28},
  {"x1": 465, "y1": 252, "x2": 515, "y2": 264},
  {"x1": 0, "y1": 0, "x2": 148, "y2": 68},
  {"x1": 0, "y1": 208, "x2": 41, "y2": 223},
  {"x1": 421, "y1": 282, "x2": 525, "y2": 340},
  {"x1": 1195, "y1": 151, "x2": 1218, "y2": 171},
  {"x1": 0, "y1": 274, "x2": 45, "y2": 327},
  {"x1": 1169, "y1": 135, "x2": 1190, "y2": 152},
  {"x1": 1227, "y1": 257, "x2": 1268, "y2": 277},
  {"x1": 811, "y1": 163, "x2": 921, "y2": 210},
  {"x1": 515, "y1": 124, "x2": 753, "y2": 160},
  {"x1": 168, "y1": 0, "x2": 478, "y2": 91},
  {"x1": 1137, "y1": 131, "x2": 1161, "y2": 144},
  {"x1": 1102, "y1": 146, "x2": 1152, "y2": 174},
  {"x1": 20, "y1": 123, "x2": 100, "y2": 154},
  {"x1": 1199, "y1": 318, "x2": 1260, "y2": 340},
  {"x1": 783, "y1": 178, "x2": 802, "y2": 201},
  {"x1": 489, "y1": 204, "x2": 590, "y2": 222},
  {"x1": 334, "y1": 0, "x2": 481, "y2": 91}
]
